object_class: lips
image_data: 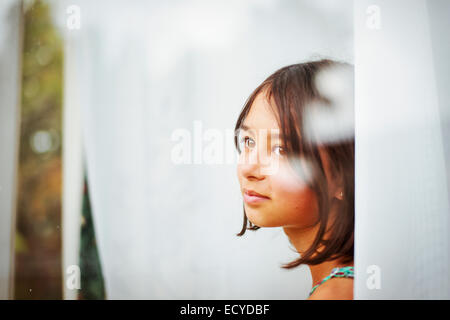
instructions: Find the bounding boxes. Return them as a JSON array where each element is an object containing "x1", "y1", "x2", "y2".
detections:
[
  {"x1": 244, "y1": 189, "x2": 270, "y2": 199},
  {"x1": 243, "y1": 188, "x2": 270, "y2": 205}
]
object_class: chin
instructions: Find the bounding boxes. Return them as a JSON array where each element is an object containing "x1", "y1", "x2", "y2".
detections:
[{"x1": 245, "y1": 207, "x2": 281, "y2": 228}]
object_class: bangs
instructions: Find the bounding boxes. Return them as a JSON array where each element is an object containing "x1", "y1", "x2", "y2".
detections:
[{"x1": 234, "y1": 78, "x2": 310, "y2": 159}]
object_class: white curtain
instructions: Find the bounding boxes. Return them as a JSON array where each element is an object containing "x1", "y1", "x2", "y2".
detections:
[
  {"x1": 354, "y1": 0, "x2": 450, "y2": 299},
  {"x1": 57, "y1": 0, "x2": 353, "y2": 299},
  {"x1": 0, "y1": 0, "x2": 22, "y2": 300}
]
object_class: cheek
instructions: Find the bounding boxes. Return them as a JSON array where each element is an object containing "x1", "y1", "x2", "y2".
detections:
[
  {"x1": 270, "y1": 165, "x2": 319, "y2": 226},
  {"x1": 271, "y1": 160, "x2": 310, "y2": 194}
]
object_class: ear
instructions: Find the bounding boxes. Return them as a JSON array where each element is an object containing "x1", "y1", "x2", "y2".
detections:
[
  {"x1": 318, "y1": 147, "x2": 344, "y2": 201},
  {"x1": 335, "y1": 189, "x2": 344, "y2": 201},
  {"x1": 331, "y1": 171, "x2": 345, "y2": 200}
]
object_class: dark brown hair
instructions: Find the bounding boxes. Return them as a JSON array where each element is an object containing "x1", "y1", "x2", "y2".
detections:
[{"x1": 234, "y1": 59, "x2": 354, "y2": 268}]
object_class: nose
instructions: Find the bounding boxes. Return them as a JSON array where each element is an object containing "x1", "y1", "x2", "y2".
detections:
[
  {"x1": 238, "y1": 144, "x2": 271, "y2": 181},
  {"x1": 240, "y1": 160, "x2": 265, "y2": 181}
]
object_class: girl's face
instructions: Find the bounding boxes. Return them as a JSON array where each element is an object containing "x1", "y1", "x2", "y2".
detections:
[{"x1": 236, "y1": 93, "x2": 321, "y2": 229}]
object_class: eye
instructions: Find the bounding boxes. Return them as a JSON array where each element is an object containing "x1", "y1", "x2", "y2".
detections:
[
  {"x1": 239, "y1": 136, "x2": 255, "y2": 151},
  {"x1": 272, "y1": 145, "x2": 285, "y2": 156},
  {"x1": 244, "y1": 136, "x2": 255, "y2": 149}
]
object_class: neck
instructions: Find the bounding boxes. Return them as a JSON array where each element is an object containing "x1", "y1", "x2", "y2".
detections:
[{"x1": 283, "y1": 223, "x2": 353, "y2": 286}]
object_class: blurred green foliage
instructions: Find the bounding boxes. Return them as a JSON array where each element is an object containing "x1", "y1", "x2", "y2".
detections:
[
  {"x1": 15, "y1": 0, "x2": 63, "y2": 299},
  {"x1": 79, "y1": 178, "x2": 106, "y2": 300}
]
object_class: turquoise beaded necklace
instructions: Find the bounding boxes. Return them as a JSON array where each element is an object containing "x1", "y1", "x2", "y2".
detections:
[{"x1": 309, "y1": 266, "x2": 354, "y2": 297}]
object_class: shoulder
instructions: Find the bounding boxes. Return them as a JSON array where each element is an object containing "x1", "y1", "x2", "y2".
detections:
[{"x1": 307, "y1": 277, "x2": 354, "y2": 300}]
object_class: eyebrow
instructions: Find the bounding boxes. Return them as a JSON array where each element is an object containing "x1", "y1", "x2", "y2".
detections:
[
  {"x1": 240, "y1": 124, "x2": 252, "y2": 132},
  {"x1": 240, "y1": 124, "x2": 283, "y2": 139}
]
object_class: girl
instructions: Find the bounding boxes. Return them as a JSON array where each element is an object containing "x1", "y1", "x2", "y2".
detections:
[{"x1": 235, "y1": 59, "x2": 354, "y2": 300}]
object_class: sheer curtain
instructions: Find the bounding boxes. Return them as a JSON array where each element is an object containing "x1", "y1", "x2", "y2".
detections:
[
  {"x1": 59, "y1": 0, "x2": 353, "y2": 299},
  {"x1": 354, "y1": 0, "x2": 450, "y2": 299}
]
